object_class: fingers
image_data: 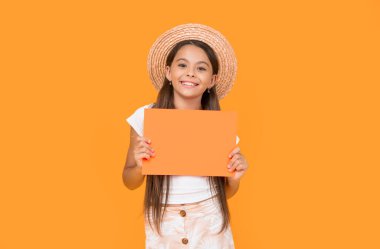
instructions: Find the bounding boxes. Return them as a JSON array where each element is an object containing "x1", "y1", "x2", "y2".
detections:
[
  {"x1": 228, "y1": 155, "x2": 241, "y2": 172},
  {"x1": 137, "y1": 136, "x2": 152, "y2": 144},
  {"x1": 135, "y1": 136, "x2": 155, "y2": 155},
  {"x1": 134, "y1": 136, "x2": 155, "y2": 166},
  {"x1": 135, "y1": 145, "x2": 155, "y2": 157},
  {"x1": 135, "y1": 152, "x2": 153, "y2": 160},
  {"x1": 134, "y1": 152, "x2": 152, "y2": 168},
  {"x1": 228, "y1": 146, "x2": 240, "y2": 158},
  {"x1": 228, "y1": 153, "x2": 247, "y2": 173},
  {"x1": 227, "y1": 154, "x2": 238, "y2": 169},
  {"x1": 234, "y1": 164, "x2": 246, "y2": 172}
]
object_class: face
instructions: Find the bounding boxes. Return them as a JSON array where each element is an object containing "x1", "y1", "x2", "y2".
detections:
[{"x1": 165, "y1": 44, "x2": 217, "y2": 100}]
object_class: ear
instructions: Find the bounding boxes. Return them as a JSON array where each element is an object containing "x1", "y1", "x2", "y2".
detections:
[
  {"x1": 165, "y1": 66, "x2": 172, "y2": 81},
  {"x1": 209, "y1": 74, "x2": 217, "y2": 88}
]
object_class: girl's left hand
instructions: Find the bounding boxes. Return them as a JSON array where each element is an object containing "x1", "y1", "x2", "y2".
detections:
[{"x1": 227, "y1": 147, "x2": 249, "y2": 182}]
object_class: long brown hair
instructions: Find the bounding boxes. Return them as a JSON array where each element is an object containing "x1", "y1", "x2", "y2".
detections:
[{"x1": 144, "y1": 40, "x2": 230, "y2": 235}]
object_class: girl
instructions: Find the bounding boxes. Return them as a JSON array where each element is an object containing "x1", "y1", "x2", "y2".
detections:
[{"x1": 122, "y1": 23, "x2": 249, "y2": 249}]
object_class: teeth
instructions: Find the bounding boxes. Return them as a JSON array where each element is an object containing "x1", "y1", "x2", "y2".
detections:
[{"x1": 182, "y1": 82, "x2": 197, "y2": 86}]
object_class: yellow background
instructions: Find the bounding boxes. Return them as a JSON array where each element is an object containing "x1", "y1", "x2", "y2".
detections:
[{"x1": 1, "y1": 0, "x2": 379, "y2": 248}]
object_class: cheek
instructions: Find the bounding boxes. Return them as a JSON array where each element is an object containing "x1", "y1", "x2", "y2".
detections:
[
  {"x1": 201, "y1": 74, "x2": 213, "y2": 84},
  {"x1": 171, "y1": 71, "x2": 184, "y2": 80}
]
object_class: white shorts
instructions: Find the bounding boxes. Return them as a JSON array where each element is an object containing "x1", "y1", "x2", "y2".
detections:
[{"x1": 144, "y1": 196, "x2": 235, "y2": 249}]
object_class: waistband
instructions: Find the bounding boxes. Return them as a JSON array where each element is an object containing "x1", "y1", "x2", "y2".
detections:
[{"x1": 163, "y1": 195, "x2": 218, "y2": 207}]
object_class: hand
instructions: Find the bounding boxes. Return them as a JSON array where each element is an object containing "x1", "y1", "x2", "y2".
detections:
[
  {"x1": 227, "y1": 147, "x2": 249, "y2": 182},
  {"x1": 133, "y1": 136, "x2": 155, "y2": 168}
]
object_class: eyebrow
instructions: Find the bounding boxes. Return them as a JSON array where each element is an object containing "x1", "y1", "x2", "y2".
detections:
[{"x1": 175, "y1": 58, "x2": 210, "y2": 67}]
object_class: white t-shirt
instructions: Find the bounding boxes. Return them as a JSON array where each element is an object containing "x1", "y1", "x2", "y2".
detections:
[{"x1": 126, "y1": 103, "x2": 240, "y2": 204}]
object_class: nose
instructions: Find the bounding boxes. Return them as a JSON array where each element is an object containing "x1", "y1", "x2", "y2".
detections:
[{"x1": 186, "y1": 67, "x2": 195, "y2": 77}]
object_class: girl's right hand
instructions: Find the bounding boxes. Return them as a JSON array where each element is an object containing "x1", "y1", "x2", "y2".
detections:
[{"x1": 133, "y1": 136, "x2": 155, "y2": 168}]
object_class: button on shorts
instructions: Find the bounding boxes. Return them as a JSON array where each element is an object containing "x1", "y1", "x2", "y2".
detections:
[{"x1": 144, "y1": 196, "x2": 235, "y2": 249}]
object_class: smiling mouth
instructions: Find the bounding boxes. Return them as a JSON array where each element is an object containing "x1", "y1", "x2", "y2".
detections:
[{"x1": 180, "y1": 81, "x2": 199, "y2": 87}]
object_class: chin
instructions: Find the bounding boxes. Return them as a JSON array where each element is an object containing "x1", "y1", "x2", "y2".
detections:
[{"x1": 176, "y1": 91, "x2": 203, "y2": 99}]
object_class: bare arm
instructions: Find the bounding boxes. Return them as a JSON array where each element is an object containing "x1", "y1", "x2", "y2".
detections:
[
  {"x1": 226, "y1": 178, "x2": 240, "y2": 199},
  {"x1": 122, "y1": 127, "x2": 154, "y2": 190}
]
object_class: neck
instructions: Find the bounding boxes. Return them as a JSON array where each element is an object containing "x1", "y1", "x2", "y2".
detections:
[{"x1": 173, "y1": 95, "x2": 202, "y2": 110}]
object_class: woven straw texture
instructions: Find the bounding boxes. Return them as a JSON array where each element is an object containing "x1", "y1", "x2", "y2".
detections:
[{"x1": 147, "y1": 23, "x2": 237, "y2": 100}]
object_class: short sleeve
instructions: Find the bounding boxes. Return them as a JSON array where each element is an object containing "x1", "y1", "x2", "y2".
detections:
[{"x1": 125, "y1": 103, "x2": 154, "y2": 137}]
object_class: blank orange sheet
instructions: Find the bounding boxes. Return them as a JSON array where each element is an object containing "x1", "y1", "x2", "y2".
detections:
[{"x1": 142, "y1": 108, "x2": 237, "y2": 176}]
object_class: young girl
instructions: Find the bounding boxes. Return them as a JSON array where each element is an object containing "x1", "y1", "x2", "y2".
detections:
[{"x1": 122, "y1": 23, "x2": 249, "y2": 249}]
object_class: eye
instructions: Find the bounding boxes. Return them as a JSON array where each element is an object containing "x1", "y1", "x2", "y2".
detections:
[
  {"x1": 198, "y1": 67, "x2": 207, "y2": 71},
  {"x1": 178, "y1": 63, "x2": 186, "y2": 68}
]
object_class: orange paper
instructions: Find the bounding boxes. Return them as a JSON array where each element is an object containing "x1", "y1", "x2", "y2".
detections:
[{"x1": 142, "y1": 108, "x2": 237, "y2": 176}]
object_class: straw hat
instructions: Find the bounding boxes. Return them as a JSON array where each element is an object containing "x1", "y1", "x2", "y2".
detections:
[{"x1": 147, "y1": 23, "x2": 237, "y2": 99}]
